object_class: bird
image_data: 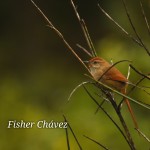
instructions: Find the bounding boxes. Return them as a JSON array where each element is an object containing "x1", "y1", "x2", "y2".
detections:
[{"x1": 87, "y1": 56, "x2": 138, "y2": 129}]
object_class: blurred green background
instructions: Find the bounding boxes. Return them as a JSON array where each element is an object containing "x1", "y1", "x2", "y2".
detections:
[{"x1": 0, "y1": 0, "x2": 150, "y2": 149}]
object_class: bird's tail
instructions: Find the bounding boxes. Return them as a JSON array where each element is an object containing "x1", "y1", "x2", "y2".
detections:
[{"x1": 122, "y1": 89, "x2": 138, "y2": 129}]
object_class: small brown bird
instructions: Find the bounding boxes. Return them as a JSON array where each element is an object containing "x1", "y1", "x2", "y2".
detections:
[{"x1": 88, "y1": 57, "x2": 138, "y2": 129}]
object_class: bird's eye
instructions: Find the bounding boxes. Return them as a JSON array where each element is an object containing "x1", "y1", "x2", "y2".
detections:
[{"x1": 93, "y1": 61, "x2": 98, "y2": 64}]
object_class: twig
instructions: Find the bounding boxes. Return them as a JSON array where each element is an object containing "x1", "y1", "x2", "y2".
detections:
[
  {"x1": 124, "y1": 65, "x2": 150, "y2": 95},
  {"x1": 71, "y1": 0, "x2": 97, "y2": 57},
  {"x1": 130, "y1": 65, "x2": 150, "y2": 80},
  {"x1": 68, "y1": 81, "x2": 90, "y2": 101},
  {"x1": 118, "y1": 65, "x2": 131, "y2": 110},
  {"x1": 63, "y1": 115, "x2": 83, "y2": 150},
  {"x1": 120, "y1": 65, "x2": 149, "y2": 110},
  {"x1": 119, "y1": 77, "x2": 150, "y2": 112},
  {"x1": 76, "y1": 44, "x2": 93, "y2": 57},
  {"x1": 94, "y1": 91, "x2": 111, "y2": 114},
  {"x1": 98, "y1": 59, "x2": 132, "y2": 81},
  {"x1": 140, "y1": 1, "x2": 150, "y2": 35},
  {"x1": 83, "y1": 135, "x2": 110, "y2": 150},
  {"x1": 63, "y1": 115, "x2": 70, "y2": 150},
  {"x1": 98, "y1": 4, "x2": 142, "y2": 47},
  {"x1": 30, "y1": 0, "x2": 91, "y2": 74},
  {"x1": 95, "y1": 98, "x2": 106, "y2": 114},
  {"x1": 135, "y1": 128, "x2": 150, "y2": 143},
  {"x1": 122, "y1": 0, "x2": 150, "y2": 56},
  {"x1": 83, "y1": 85, "x2": 131, "y2": 148},
  {"x1": 85, "y1": 74, "x2": 150, "y2": 110},
  {"x1": 128, "y1": 77, "x2": 145, "y2": 95},
  {"x1": 103, "y1": 90, "x2": 136, "y2": 150},
  {"x1": 127, "y1": 65, "x2": 131, "y2": 80},
  {"x1": 127, "y1": 82, "x2": 150, "y2": 96}
]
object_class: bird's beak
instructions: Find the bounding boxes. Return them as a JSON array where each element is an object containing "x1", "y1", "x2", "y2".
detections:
[
  {"x1": 83, "y1": 60, "x2": 89, "y2": 64},
  {"x1": 83, "y1": 60, "x2": 91, "y2": 68}
]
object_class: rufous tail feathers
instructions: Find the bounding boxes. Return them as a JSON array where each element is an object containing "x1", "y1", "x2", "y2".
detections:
[{"x1": 122, "y1": 89, "x2": 138, "y2": 129}]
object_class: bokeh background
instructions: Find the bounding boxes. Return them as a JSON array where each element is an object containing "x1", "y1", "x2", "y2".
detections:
[{"x1": 0, "y1": 0, "x2": 150, "y2": 149}]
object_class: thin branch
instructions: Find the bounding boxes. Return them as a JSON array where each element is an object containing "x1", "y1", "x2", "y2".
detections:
[
  {"x1": 122, "y1": 0, "x2": 150, "y2": 56},
  {"x1": 140, "y1": 1, "x2": 150, "y2": 35},
  {"x1": 68, "y1": 81, "x2": 90, "y2": 101},
  {"x1": 94, "y1": 102, "x2": 105, "y2": 114},
  {"x1": 76, "y1": 44, "x2": 93, "y2": 57},
  {"x1": 85, "y1": 74, "x2": 150, "y2": 110},
  {"x1": 130, "y1": 65, "x2": 150, "y2": 80},
  {"x1": 95, "y1": 93, "x2": 110, "y2": 103},
  {"x1": 128, "y1": 77, "x2": 146, "y2": 95},
  {"x1": 83, "y1": 85, "x2": 131, "y2": 148},
  {"x1": 119, "y1": 76, "x2": 150, "y2": 112},
  {"x1": 118, "y1": 65, "x2": 131, "y2": 109},
  {"x1": 63, "y1": 115, "x2": 70, "y2": 150},
  {"x1": 125, "y1": 65, "x2": 150, "y2": 95},
  {"x1": 98, "y1": 59, "x2": 132, "y2": 81},
  {"x1": 127, "y1": 65, "x2": 131, "y2": 80},
  {"x1": 83, "y1": 135, "x2": 110, "y2": 150},
  {"x1": 98, "y1": 4, "x2": 142, "y2": 47},
  {"x1": 71, "y1": 0, "x2": 97, "y2": 57},
  {"x1": 135, "y1": 128, "x2": 150, "y2": 143},
  {"x1": 127, "y1": 82, "x2": 150, "y2": 96},
  {"x1": 102, "y1": 89, "x2": 136, "y2": 150},
  {"x1": 94, "y1": 96, "x2": 109, "y2": 114},
  {"x1": 81, "y1": 19, "x2": 97, "y2": 57},
  {"x1": 30, "y1": 0, "x2": 91, "y2": 74},
  {"x1": 126, "y1": 64, "x2": 150, "y2": 96},
  {"x1": 63, "y1": 115, "x2": 83, "y2": 150}
]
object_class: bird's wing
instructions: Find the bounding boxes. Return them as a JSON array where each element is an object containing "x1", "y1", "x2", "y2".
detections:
[{"x1": 104, "y1": 67, "x2": 128, "y2": 83}]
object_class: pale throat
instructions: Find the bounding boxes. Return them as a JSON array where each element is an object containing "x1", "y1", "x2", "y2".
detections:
[{"x1": 90, "y1": 67, "x2": 104, "y2": 80}]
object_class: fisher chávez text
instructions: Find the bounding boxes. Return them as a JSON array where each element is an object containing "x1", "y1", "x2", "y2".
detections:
[{"x1": 7, "y1": 120, "x2": 68, "y2": 129}]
